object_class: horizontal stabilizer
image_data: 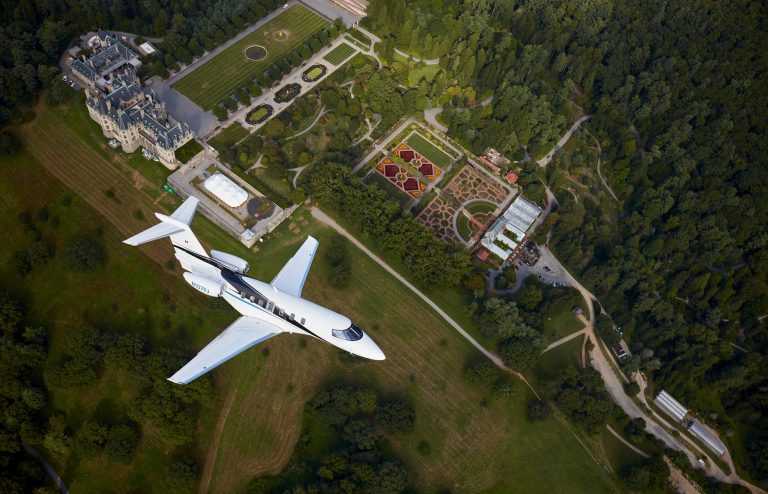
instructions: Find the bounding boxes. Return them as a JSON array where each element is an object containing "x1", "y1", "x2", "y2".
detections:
[
  {"x1": 123, "y1": 221, "x2": 184, "y2": 246},
  {"x1": 168, "y1": 317, "x2": 280, "y2": 384}
]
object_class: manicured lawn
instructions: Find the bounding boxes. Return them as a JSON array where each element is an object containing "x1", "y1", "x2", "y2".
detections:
[
  {"x1": 406, "y1": 132, "x2": 453, "y2": 167},
  {"x1": 347, "y1": 28, "x2": 371, "y2": 48},
  {"x1": 408, "y1": 63, "x2": 440, "y2": 85},
  {"x1": 541, "y1": 291, "x2": 587, "y2": 343},
  {"x1": 323, "y1": 42, "x2": 357, "y2": 65},
  {"x1": 305, "y1": 66, "x2": 323, "y2": 79},
  {"x1": 174, "y1": 139, "x2": 203, "y2": 163},
  {"x1": 208, "y1": 122, "x2": 250, "y2": 156},
  {"x1": 173, "y1": 5, "x2": 327, "y2": 109}
]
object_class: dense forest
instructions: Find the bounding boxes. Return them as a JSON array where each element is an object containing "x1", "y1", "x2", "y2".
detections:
[
  {"x1": 0, "y1": 0, "x2": 285, "y2": 131},
  {"x1": 247, "y1": 385, "x2": 412, "y2": 493},
  {"x1": 364, "y1": 0, "x2": 768, "y2": 484}
]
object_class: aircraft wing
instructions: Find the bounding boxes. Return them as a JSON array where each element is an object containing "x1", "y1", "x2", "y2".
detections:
[
  {"x1": 168, "y1": 316, "x2": 280, "y2": 384},
  {"x1": 270, "y1": 236, "x2": 318, "y2": 297}
]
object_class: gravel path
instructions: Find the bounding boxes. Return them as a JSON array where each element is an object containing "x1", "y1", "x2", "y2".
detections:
[{"x1": 24, "y1": 445, "x2": 69, "y2": 494}]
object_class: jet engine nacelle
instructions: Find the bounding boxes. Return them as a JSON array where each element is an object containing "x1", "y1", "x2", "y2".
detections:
[
  {"x1": 183, "y1": 272, "x2": 223, "y2": 297},
  {"x1": 210, "y1": 250, "x2": 249, "y2": 273}
]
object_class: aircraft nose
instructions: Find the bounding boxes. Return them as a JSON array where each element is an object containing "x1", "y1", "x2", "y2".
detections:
[{"x1": 362, "y1": 333, "x2": 386, "y2": 360}]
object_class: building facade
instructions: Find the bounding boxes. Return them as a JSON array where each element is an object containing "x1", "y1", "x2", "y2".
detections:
[{"x1": 71, "y1": 31, "x2": 193, "y2": 170}]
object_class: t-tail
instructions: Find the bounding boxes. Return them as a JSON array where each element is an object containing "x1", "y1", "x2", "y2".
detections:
[{"x1": 124, "y1": 197, "x2": 210, "y2": 272}]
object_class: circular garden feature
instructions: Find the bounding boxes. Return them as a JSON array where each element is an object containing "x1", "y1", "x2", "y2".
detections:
[
  {"x1": 245, "y1": 104, "x2": 273, "y2": 125},
  {"x1": 456, "y1": 200, "x2": 497, "y2": 243},
  {"x1": 274, "y1": 83, "x2": 301, "y2": 104},
  {"x1": 301, "y1": 64, "x2": 327, "y2": 82},
  {"x1": 244, "y1": 45, "x2": 267, "y2": 61}
]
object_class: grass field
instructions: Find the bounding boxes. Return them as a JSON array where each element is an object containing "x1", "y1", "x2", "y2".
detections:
[
  {"x1": 541, "y1": 293, "x2": 585, "y2": 343},
  {"x1": 408, "y1": 63, "x2": 440, "y2": 85},
  {"x1": 323, "y1": 42, "x2": 357, "y2": 65},
  {"x1": 9, "y1": 96, "x2": 622, "y2": 493},
  {"x1": 602, "y1": 428, "x2": 644, "y2": 474},
  {"x1": 174, "y1": 139, "x2": 203, "y2": 163},
  {"x1": 208, "y1": 122, "x2": 249, "y2": 156},
  {"x1": 406, "y1": 132, "x2": 453, "y2": 167},
  {"x1": 533, "y1": 334, "x2": 584, "y2": 385},
  {"x1": 173, "y1": 5, "x2": 327, "y2": 109}
]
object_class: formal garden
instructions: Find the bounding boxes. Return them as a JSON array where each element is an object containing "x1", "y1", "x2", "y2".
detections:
[
  {"x1": 274, "y1": 83, "x2": 302, "y2": 103},
  {"x1": 417, "y1": 165, "x2": 512, "y2": 243},
  {"x1": 245, "y1": 104, "x2": 274, "y2": 125},
  {"x1": 302, "y1": 64, "x2": 327, "y2": 82},
  {"x1": 372, "y1": 141, "x2": 444, "y2": 199}
]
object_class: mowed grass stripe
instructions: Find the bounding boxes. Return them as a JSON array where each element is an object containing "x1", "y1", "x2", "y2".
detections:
[
  {"x1": 173, "y1": 5, "x2": 327, "y2": 109},
  {"x1": 406, "y1": 132, "x2": 453, "y2": 167},
  {"x1": 323, "y1": 42, "x2": 357, "y2": 65},
  {"x1": 177, "y1": 9, "x2": 324, "y2": 109}
]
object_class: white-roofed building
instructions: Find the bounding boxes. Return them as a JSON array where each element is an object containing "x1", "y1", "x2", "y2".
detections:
[
  {"x1": 480, "y1": 195, "x2": 542, "y2": 261},
  {"x1": 654, "y1": 390, "x2": 689, "y2": 422},
  {"x1": 139, "y1": 42, "x2": 156, "y2": 55},
  {"x1": 204, "y1": 173, "x2": 248, "y2": 208},
  {"x1": 688, "y1": 421, "x2": 726, "y2": 456}
]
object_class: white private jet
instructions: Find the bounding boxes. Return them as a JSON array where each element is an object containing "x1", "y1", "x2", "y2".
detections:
[{"x1": 124, "y1": 197, "x2": 385, "y2": 384}]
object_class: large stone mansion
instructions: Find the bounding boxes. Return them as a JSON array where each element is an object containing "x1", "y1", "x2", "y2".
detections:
[{"x1": 71, "y1": 31, "x2": 193, "y2": 169}]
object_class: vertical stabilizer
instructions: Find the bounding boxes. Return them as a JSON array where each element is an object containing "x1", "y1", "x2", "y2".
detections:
[{"x1": 124, "y1": 197, "x2": 207, "y2": 257}]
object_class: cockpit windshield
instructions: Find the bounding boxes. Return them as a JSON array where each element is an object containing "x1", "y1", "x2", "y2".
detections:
[{"x1": 332, "y1": 323, "x2": 364, "y2": 341}]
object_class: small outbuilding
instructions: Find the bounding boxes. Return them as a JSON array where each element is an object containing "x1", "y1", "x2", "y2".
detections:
[
  {"x1": 138, "y1": 42, "x2": 157, "y2": 55},
  {"x1": 204, "y1": 173, "x2": 248, "y2": 208}
]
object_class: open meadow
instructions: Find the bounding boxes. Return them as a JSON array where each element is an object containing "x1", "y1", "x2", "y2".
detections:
[
  {"x1": 6, "y1": 95, "x2": 622, "y2": 493},
  {"x1": 172, "y1": 5, "x2": 327, "y2": 109}
]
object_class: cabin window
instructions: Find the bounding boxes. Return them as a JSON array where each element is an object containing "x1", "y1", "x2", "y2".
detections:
[{"x1": 331, "y1": 323, "x2": 364, "y2": 341}]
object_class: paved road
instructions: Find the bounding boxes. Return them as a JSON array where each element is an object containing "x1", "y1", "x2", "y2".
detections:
[
  {"x1": 537, "y1": 115, "x2": 591, "y2": 167},
  {"x1": 24, "y1": 444, "x2": 69, "y2": 494},
  {"x1": 423, "y1": 107, "x2": 448, "y2": 132},
  {"x1": 582, "y1": 127, "x2": 619, "y2": 202},
  {"x1": 394, "y1": 48, "x2": 440, "y2": 65},
  {"x1": 310, "y1": 207, "x2": 541, "y2": 398},
  {"x1": 540, "y1": 247, "x2": 766, "y2": 493}
]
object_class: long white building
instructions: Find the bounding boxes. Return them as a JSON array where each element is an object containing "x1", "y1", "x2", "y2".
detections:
[
  {"x1": 654, "y1": 390, "x2": 689, "y2": 422},
  {"x1": 688, "y1": 421, "x2": 726, "y2": 456},
  {"x1": 480, "y1": 195, "x2": 542, "y2": 260}
]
